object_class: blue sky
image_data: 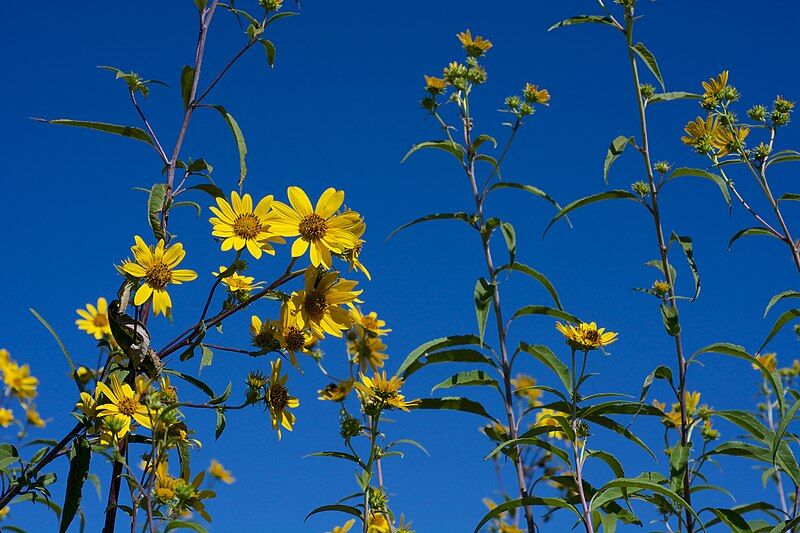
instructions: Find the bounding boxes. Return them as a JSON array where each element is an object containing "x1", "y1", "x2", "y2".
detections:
[{"x1": 2, "y1": 1, "x2": 800, "y2": 531}]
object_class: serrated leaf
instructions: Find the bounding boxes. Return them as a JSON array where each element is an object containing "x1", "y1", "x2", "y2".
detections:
[
  {"x1": 547, "y1": 15, "x2": 619, "y2": 32},
  {"x1": 647, "y1": 92, "x2": 701, "y2": 104},
  {"x1": 431, "y1": 370, "x2": 498, "y2": 393},
  {"x1": 397, "y1": 335, "x2": 488, "y2": 378},
  {"x1": 760, "y1": 309, "x2": 800, "y2": 353},
  {"x1": 512, "y1": 305, "x2": 579, "y2": 325},
  {"x1": 631, "y1": 42, "x2": 664, "y2": 90},
  {"x1": 413, "y1": 397, "x2": 497, "y2": 422},
  {"x1": 765, "y1": 290, "x2": 800, "y2": 318}
]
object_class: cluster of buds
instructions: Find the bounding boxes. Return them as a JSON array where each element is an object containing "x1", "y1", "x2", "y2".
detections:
[
  {"x1": 339, "y1": 412, "x2": 362, "y2": 441},
  {"x1": 772, "y1": 95, "x2": 795, "y2": 126},
  {"x1": 258, "y1": 0, "x2": 283, "y2": 11},
  {"x1": 700, "y1": 71, "x2": 739, "y2": 111},
  {"x1": 631, "y1": 180, "x2": 650, "y2": 197},
  {"x1": 504, "y1": 83, "x2": 550, "y2": 119}
]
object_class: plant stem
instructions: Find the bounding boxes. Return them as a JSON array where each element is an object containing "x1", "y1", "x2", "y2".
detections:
[{"x1": 623, "y1": 7, "x2": 694, "y2": 531}]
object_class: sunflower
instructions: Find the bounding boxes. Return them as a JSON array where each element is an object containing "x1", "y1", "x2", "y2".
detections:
[
  {"x1": 367, "y1": 512, "x2": 392, "y2": 533},
  {"x1": 75, "y1": 297, "x2": 112, "y2": 340},
  {"x1": 209, "y1": 460, "x2": 235, "y2": 484},
  {"x1": 328, "y1": 519, "x2": 356, "y2": 533},
  {"x1": 349, "y1": 336, "x2": 389, "y2": 373},
  {"x1": 702, "y1": 71, "x2": 728, "y2": 98},
  {"x1": 318, "y1": 379, "x2": 354, "y2": 401},
  {"x1": 25, "y1": 405, "x2": 45, "y2": 428},
  {"x1": 534, "y1": 408, "x2": 563, "y2": 440},
  {"x1": 341, "y1": 241, "x2": 371, "y2": 280},
  {"x1": 523, "y1": 83, "x2": 550, "y2": 104},
  {"x1": 2, "y1": 363, "x2": 38, "y2": 399},
  {"x1": 754, "y1": 352, "x2": 778, "y2": 372},
  {"x1": 291, "y1": 266, "x2": 362, "y2": 339},
  {"x1": 96, "y1": 375, "x2": 157, "y2": 432},
  {"x1": 355, "y1": 372, "x2": 418, "y2": 412},
  {"x1": 213, "y1": 266, "x2": 263, "y2": 294},
  {"x1": 556, "y1": 321, "x2": 618, "y2": 351},
  {"x1": 456, "y1": 29, "x2": 492, "y2": 57},
  {"x1": 511, "y1": 374, "x2": 542, "y2": 406},
  {"x1": 209, "y1": 191, "x2": 284, "y2": 259},
  {"x1": 76, "y1": 389, "x2": 99, "y2": 418},
  {"x1": 350, "y1": 308, "x2": 391, "y2": 336},
  {"x1": 249, "y1": 315, "x2": 281, "y2": 353},
  {"x1": 0, "y1": 408, "x2": 14, "y2": 428},
  {"x1": 277, "y1": 301, "x2": 315, "y2": 367},
  {"x1": 681, "y1": 116, "x2": 722, "y2": 154},
  {"x1": 713, "y1": 125, "x2": 749, "y2": 156},
  {"x1": 424, "y1": 75, "x2": 448, "y2": 95},
  {"x1": 154, "y1": 461, "x2": 181, "y2": 500},
  {"x1": 267, "y1": 186, "x2": 363, "y2": 268},
  {"x1": 120, "y1": 236, "x2": 197, "y2": 316},
  {"x1": 266, "y1": 358, "x2": 300, "y2": 439}
]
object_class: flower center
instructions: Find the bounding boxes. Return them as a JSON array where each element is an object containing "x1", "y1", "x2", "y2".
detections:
[
  {"x1": 283, "y1": 326, "x2": 306, "y2": 352},
  {"x1": 233, "y1": 213, "x2": 262, "y2": 240},
  {"x1": 93, "y1": 314, "x2": 109, "y2": 328},
  {"x1": 146, "y1": 261, "x2": 173, "y2": 290},
  {"x1": 118, "y1": 397, "x2": 139, "y2": 417},
  {"x1": 584, "y1": 330, "x2": 600, "y2": 343},
  {"x1": 269, "y1": 384, "x2": 289, "y2": 410},
  {"x1": 298, "y1": 213, "x2": 328, "y2": 241},
  {"x1": 304, "y1": 293, "x2": 327, "y2": 321},
  {"x1": 360, "y1": 317, "x2": 378, "y2": 330}
]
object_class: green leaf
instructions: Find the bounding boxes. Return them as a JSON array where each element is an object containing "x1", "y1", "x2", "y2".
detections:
[
  {"x1": 305, "y1": 451, "x2": 365, "y2": 469},
  {"x1": 260, "y1": 39, "x2": 276, "y2": 68},
  {"x1": 180, "y1": 66, "x2": 195, "y2": 110},
  {"x1": 664, "y1": 167, "x2": 731, "y2": 207},
  {"x1": 431, "y1": 370, "x2": 498, "y2": 393},
  {"x1": 199, "y1": 345, "x2": 213, "y2": 373},
  {"x1": 668, "y1": 443, "x2": 691, "y2": 492},
  {"x1": 760, "y1": 309, "x2": 800, "y2": 353},
  {"x1": 387, "y1": 212, "x2": 472, "y2": 240},
  {"x1": 215, "y1": 409, "x2": 226, "y2": 440},
  {"x1": 589, "y1": 450, "x2": 626, "y2": 479},
  {"x1": 210, "y1": 105, "x2": 248, "y2": 190},
  {"x1": 631, "y1": 42, "x2": 664, "y2": 90},
  {"x1": 305, "y1": 504, "x2": 362, "y2": 522},
  {"x1": 474, "y1": 277, "x2": 494, "y2": 345},
  {"x1": 512, "y1": 305, "x2": 580, "y2": 325},
  {"x1": 59, "y1": 438, "x2": 91, "y2": 533},
  {"x1": 779, "y1": 193, "x2": 800, "y2": 202},
  {"x1": 29, "y1": 308, "x2": 77, "y2": 377},
  {"x1": 164, "y1": 369, "x2": 215, "y2": 398},
  {"x1": 499, "y1": 222, "x2": 516, "y2": 264},
  {"x1": 640, "y1": 365, "x2": 673, "y2": 401},
  {"x1": 590, "y1": 416, "x2": 655, "y2": 458},
  {"x1": 34, "y1": 118, "x2": 154, "y2": 146},
  {"x1": 670, "y1": 233, "x2": 700, "y2": 301},
  {"x1": 519, "y1": 342, "x2": 571, "y2": 392},
  {"x1": 265, "y1": 11, "x2": 298, "y2": 27},
  {"x1": 592, "y1": 478, "x2": 699, "y2": 523},
  {"x1": 496, "y1": 263, "x2": 562, "y2": 310},
  {"x1": 694, "y1": 343, "x2": 784, "y2": 412},
  {"x1": 773, "y1": 397, "x2": 800, "y2": 464},
  {"x1": 647, "y1": 92, "x2": 701, "y2": 104},
  {"x1": 400, "y1": 348, "x2": 495, "y2": 378},
  {"x1": 401, "y1": 140, "x2": 464, "y2": 163},
  {"x1": 728, "y1": 227, "x2": 778, "y2": 250},
  {"x1": 474, "y1": 496, "x2": 580, "y2": 532},
  {"x1": 702, "y1": 508, "x2": 751, "y2": 532},
  {"x1": 147, "y1": 183, "x2": 167, "y2": 241},
  {"x1": 188, "y1": 183, "x2": 225, "y2": 199},
  {"x1": 488, "y1": 182, "x2": 567, "y2": 216},
  {"x1": 660, "y1": 304, "x2": 680, "y2": 336},
  {"x1": 547, "y1": 15, "x2": 619, "y2": 32},
  {"x1": 165, "y1": 521, "x2": 208, "y2": 533},
  {"x1": 604, "y1": 136, "x2": 634, "y2": 183},
  {"x1": 471, "y1": 133, "x2": 497, "y2": 151},
  {"x1": 545, "y1": 190, "x2": 640, "y2": 235},
  {"x1": 764, "y1": 290, "x2": 800, "y2": 317},
  {"x1": 397, "y1": 334, "x2": 487, "y2": 378},
  {"x1": 413, "y1": 397, "x2": 498, "y2": 423}
]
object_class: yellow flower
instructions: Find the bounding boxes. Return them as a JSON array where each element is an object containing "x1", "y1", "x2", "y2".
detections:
[
  {"x1": 209, "y1": 191, "x2": 284, "y2": 259},
  {"x1": 499, "y1": 522, "x2": 525, "y2": 533},
  {"x1": 267, "y1": 186, "x2": 363, "y2": 268},
  {"x1": 355, "y1": 372, "x2": 419, "y2": 412},
  {"x1": 96, "y1": 375, "x2": 157, "y2": 432},
  {"x1": 213, "y1": 266, "x2": 263, "y2": 293},
  {"x1": 25, "y1": 405, "x2": 45, "y2": 428},
  {"x1": 754, "y1": 352, "x2": 778, "y2": 372},
  {"x1": 702, "y1": 71, "x2": 728, "y2": 98},
  {"x1": 328, "y1": 519, "x2": 356, "y2": 533},
  {"x1": 652, "y1": 280, "x2": 670, "y2": 293},
  {"x1": 75, "y1": 297, "x2": 112, "y2": 340},
  {"x1": 277, "y1": 301, "x2": 315, "y2": 367},
  {"x1": 0, "y1": 408, "x2": 14, "y2": 427},
  {"x1": 350, "y1": 308, "x2": 391, "y2": 336},
  {"x1": 685, "y1": 391, "x2": 701, "y2": 414},
  {"x1": 250, "y1": 315, "x2": 281, "y2": 353},
  {"x1": 120, "y1": 236, "x2": 197, "y2": 316},
  {"x1": 76, "y1": 389, "x2": 99, "y2": 418},
  {"x1": 342, "y1": 241, "x2": 371, "y2": 280},
  {"x1": 367, "y1": 512, "x2": 391, "y2": 533},
  {"x1": 0, "y1": 349, "x2": 10, "y2": 373},
  {"x1": 2, "y1": 362, "x2": 38, "y2": 399},
  {"x1": 99, "y1": 414, "x2": 131, "y2": 446},
  {"x1": 266, "y1": 359, "x2": 300, "y2": 439},
  {"x1": 0, "y1": 505, "x2": 8, "y2": 520},
  {"x1": 456, "y1": 29, "x2": 492, "y2": 57},
  {"x1": 681, "y1": 116, "x2": 721, "y2": 148},
  {"x1": 349, "y1": 336, "x2": 389, "y2": 373},
  {"x1": 523, "y1": 83, "x2": 550, "y2": 104},
  {"x1": 424, "y1": 75, "x2": 448, "y2": 95},
  {"x1": 713, "y1": 125, "x2": 749, "y2": 156},
  {"x1": 209, "y1": 459, "x2": 235, "y2": 484},
  {"x1": 154, "y1": 461, "x2": 181, "y2": 500},
  {"x1": 556, "y1": 321, "x2": 618, "y2": 351},
  {"x1": 291, "y1": 266, "x2": 362, "y2": 339},
  {"x1": 511, "y1": 374, "x2": 542, "y2": 406},
  {"x1": 534, "y1": 408, "x2": 563, "y2": 440},
  {"x1": 318, "y1": 379, "x2": 354, "y2": 401}
]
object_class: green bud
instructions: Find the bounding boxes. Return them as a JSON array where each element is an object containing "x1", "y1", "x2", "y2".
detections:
[
  {"x1": 639, "y1": 83, "x2": 655, "y2": 99},
  {"x1": 775, "y1": 95, "x2": 795, "y2": 113},
  {"x1": 654, "y1": 161, "x2": 671, "y2": 175},
  {"x1": 747, "y1": 105, "x2": 767, "y2": 122},
  {"x1": 339, "y1": 413, "x2": 361, "y2": 441},
  {"x1": 631, "y1": 181, "x2": 649, "y2": 197}
]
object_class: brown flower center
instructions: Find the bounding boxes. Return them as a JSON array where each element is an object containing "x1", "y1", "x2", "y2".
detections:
[
  {"x1": 269, "y1": 384, "x2": 289, "y2": 410},
  {"x1": 584, "y1": 330, "x2": 600, "y2": 343},
  {"x1": 146, "y1": 261, "x2": 173, "y2": 290},
  {"x1": 360, "y1": 317, "x2": 378, "y2": 330},
  {"x1": 304, "y1": 293, "x2": 327, "y2": 321},
  {"x1": 233, "y1": 213, "x2": 262, "y2": 240},
  {"x1": 283, "y1": 326, "x2": 306, "y2": 352},
  {"x1": 117, "y1": 397, "x2": 139, "y2": 417},
  {"x1": 298, "y1": 213, "x2": 328, "y2": 241},
  {"x1": 93, "y1": 314, "x2": 109, "y2": 328}
]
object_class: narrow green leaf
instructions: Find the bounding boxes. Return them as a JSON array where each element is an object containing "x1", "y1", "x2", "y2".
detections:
[
  {"x1": 497, "y1": 263, "x2": 562, "y2": 309},
  {"x1": 512, "y1": 305, "x2": 579, "y2": 325},
  {"x1": 304, "y1": 504, "x2": 362, "y2": 522},
  {"x1": 664, "y1": 167, "x2": 730, "y2": 207},
  {"x1": 545, "y1": 190, "x2": 640, "y2": 235},
  {"x1": 474, "y1": 278, "x2": 494, "y2": 345},
  {"x1": 401, "y1": 140, "x2": 464, "y2": 163},
  {"x1": 604, "y1": 136, "x2": 634, "y2": 183},
  {"x1": 413, "y1": 397, "x2": 498, "y2": 423},
  {"x1": 29, "y1": 308, "x2": 77, "y2": 376},
  {"x1": 670, "y1": 233, "x2": 700, "y2": 301},
  {"x1": 387, "y1": 212, "x2": 472, "y2": 240},
  {"x1": 631, "y1": 42, "x2": 664, "y2": 90},
  {"x1": 199, "y1": 345, "x2": 213, "y2": 373},
  {"x1": 547, "y1": 15, "x2": 619, "y2": 32},
  {"x1": 499, "y1": 222, "x2": 516, "y2": 265},
  {"x1": 260, "y1": 40, "x2": 276, "y2": 68},
  {"x1": 400, "y1": 348, "x2": 495, "y2": 378},
  {"x1": 147, "y1": 183, "x2": 167, "y2": 241},
  {"x1": 397, "y1": 334, "x2": 486, "y2": 378},
  {"x1": 180, "y1": 66, "x2": 195, "y2": 110},
  {"x1": 431, "y1": 370, "x2": 498, "y2": 393},
  {"x1": 34, "y1": 118, "x2": 154, "y2": 146},
  {"x1": 647, "y1": 92, "x2": 701, "y2": 104},
  {"x1": 519, "y1": 342, "x2": 571, "y2": 392},
  {"x1": 668, "y1": 443, "x2": 692, "y2": 492},
  {"x1": 764, "y1": 290, "x2": 800, "y2": 318},
  {"x1": 773, "y1": 397, "x2": 800, "y2": 464},
  {"x1": 59, "y1": 438, "x2": 91, "y2": 533},
  {"x1": 215, "y1": 409, "x2": 226, "y2": 440},
  {"x1": 728, "y1": 227, "x2": 778, "y2": 250},
  {"x1": 210, "y1": 105, "x2": 248, "y2": 190},
  {"x1": 488, "y1": 182, "x2": 567, "y2": 217},
  {"x1": 760, "y1": 309, "x2": 800, "y2": 353},
  {"x1": 188, "y1": 183, "x2": 225, "y2": 199},
  {"x1": 474, "y1": 497, "x2": 580, "y2": 532}
]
